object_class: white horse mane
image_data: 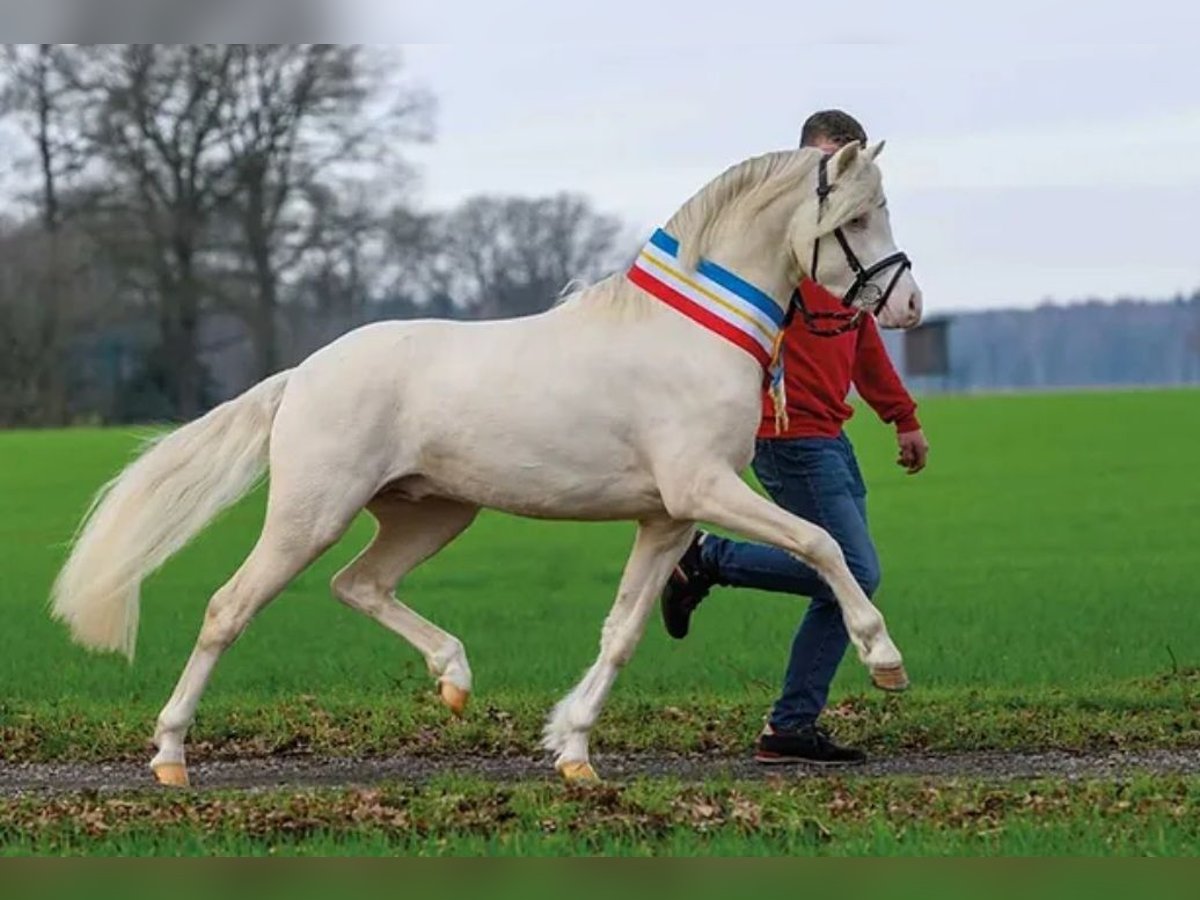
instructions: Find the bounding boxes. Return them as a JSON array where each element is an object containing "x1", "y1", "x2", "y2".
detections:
[
  {"x1": 667, "y1": 149, "x2": 821, "y2": 271},
  {"x1": 564, "y1": 147, "x2": 881, "y2": 320}
]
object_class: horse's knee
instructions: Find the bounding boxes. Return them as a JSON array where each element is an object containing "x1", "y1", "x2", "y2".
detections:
[{"x1": 798, "y1": 526, "x2": 843, "y2": 571}]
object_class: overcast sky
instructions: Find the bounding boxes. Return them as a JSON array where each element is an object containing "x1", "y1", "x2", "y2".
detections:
[
  {"x1": 3, "y1": 11, "x2": 1197, "y2": 315},
  {"x1": 388, "y1": 30, "x2": 1200, "y2": 314}
]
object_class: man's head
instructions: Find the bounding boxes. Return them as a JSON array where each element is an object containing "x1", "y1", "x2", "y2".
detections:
[
  {"x1": 799, "y1": 110, "x2": 868, "y2": 154},
  {"x1": 790, "y1": 111, "x2": 923, "y2": 329}
]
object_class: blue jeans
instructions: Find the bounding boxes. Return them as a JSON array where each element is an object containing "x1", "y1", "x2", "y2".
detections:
[{"x1": 699, "y1": 433, "x2": 881, "y2": 730}]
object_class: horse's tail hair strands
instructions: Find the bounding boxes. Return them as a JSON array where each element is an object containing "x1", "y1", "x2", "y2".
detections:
[{"x1": 49, "y1": 371, "x2": 293, "y2": 661}]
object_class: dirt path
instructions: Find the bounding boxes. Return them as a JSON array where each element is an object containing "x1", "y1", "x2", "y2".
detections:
[{"x1": 2, "y1": 748, "x2": 1198, "y2": 795}]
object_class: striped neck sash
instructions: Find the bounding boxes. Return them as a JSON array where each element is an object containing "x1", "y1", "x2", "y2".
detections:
[
  {"x1": 627, "y1": 228, "x2": 785, "y2": 370},
  {"x1": 627, "y1": 228, "x2": 792, "y2": 432}
]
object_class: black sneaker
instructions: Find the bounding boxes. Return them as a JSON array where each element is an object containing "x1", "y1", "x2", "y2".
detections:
[
  {"x1": 660, "y1": 531, "x2": 713, "y2": 640},
  {"x1": 755, "y1": 723, "x2": 867, "y2": 766}
]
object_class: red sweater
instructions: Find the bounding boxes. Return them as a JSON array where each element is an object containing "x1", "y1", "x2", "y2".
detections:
[{"x1": 758, "y1": 279, "x2": 921, "y2": 439}]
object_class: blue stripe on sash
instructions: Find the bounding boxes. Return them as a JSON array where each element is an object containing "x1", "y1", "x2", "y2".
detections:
[{"x1": 647, "y1": 229, "x2": 784, "y2": 327}]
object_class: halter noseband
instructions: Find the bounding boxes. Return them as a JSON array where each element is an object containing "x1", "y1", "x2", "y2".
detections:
[{"x1": 789, "y1": 153, "x2": 912, "y2": 337}]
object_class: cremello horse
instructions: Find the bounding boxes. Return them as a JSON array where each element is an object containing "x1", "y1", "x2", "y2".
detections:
[{"x1": 52, "y1": 141, "x2": 922, "y2": 786}]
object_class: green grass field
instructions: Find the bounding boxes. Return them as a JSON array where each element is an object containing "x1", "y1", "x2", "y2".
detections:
[
  {"x1": 4, "y1": 775, "x2": 1198, "y2": 857},
  {"x1": 2, "y1": 389, "x2": 1199, "y2": 855}
]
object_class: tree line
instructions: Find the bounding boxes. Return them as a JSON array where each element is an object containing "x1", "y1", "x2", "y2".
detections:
[
  {"x1": 0, "y1": 44, "x2": 627, "y2": 426},
  {"x1": 3, "y1": 46, "x2": 1194, "y2": 428},
  {"x1": 882, "y1": 295, "x2": 1200, "y2": 393}
]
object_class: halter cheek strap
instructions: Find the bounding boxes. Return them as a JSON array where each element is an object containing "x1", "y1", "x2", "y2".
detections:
[{"x1": 799, "y1": 154, "x2": 912, "y2": 337}]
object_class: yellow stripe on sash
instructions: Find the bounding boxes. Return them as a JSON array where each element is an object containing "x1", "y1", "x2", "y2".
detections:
[{"x1": 637, "y1": 251, "x2": 776, "y2": 347}]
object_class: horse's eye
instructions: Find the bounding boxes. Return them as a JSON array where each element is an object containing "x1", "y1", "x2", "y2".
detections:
[{"x1": 847, "y1": 215, "x2": 869, "y2": 230}]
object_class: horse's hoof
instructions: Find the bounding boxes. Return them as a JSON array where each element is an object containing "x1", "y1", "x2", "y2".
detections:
[
  {"x1": 151, "y1": 762, "x2": 190, "y2": 787},
  {"x1": 871, "y1": 664, "x2": 910, "y2": 693},
  {"x1": 557, "y1": 760, "x2": 600, "y2": 784},
  {"x1": 439, "y1": 681, "x2": 469, "y2": 717}
]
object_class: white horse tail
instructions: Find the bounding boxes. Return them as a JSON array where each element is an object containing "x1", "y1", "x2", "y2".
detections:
[{"x1": 50, "y1": 370, "x2": 293, "y2": 661}]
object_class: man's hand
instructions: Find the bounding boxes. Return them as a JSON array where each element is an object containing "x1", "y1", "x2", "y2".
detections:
[{"x1": 896, "y1": 428, "x2": 929, "y2": 475}]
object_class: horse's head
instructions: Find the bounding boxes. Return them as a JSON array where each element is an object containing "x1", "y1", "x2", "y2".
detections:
[{"x1": 786, "y1": 142, "x2": 922, "y2": 330}]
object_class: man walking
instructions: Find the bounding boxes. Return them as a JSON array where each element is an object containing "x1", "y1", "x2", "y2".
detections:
[{"x1": 660, "y1": 110, "x2": 930, "y2": 765}]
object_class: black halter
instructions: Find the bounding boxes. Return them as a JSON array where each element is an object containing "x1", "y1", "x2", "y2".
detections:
[{"x1": 789, "y1": 154, "x2": 912, "y2": 337}]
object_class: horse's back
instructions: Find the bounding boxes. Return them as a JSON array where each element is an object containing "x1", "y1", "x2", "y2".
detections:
[{"x1": 266, "y1": 306, "x2": 755, "y2": 520}]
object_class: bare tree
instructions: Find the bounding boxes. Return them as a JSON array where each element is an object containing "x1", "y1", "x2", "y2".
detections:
[
  {"x1": 292, "y1": 181, "x2": 383, "y2": 317},
  {"x1": 0, "y1": 47, "x2": 643, "y2": 426},
  {"x1": 2, "y1": 44, "x2": 436, "y2": 421},
  {"x1": 78, "y1": 44, "x2": 238, "y2": 420},
  {"x1": 0, "y1": 218, "x2": 56, "y2": 423},
  {"x1": 435, "y1": 193, "x2": 624, "y2": 319},
  {"x1": 380, "y1": 203, "x2": 450, "y2": 308},
  {"x1": 218, "y1": 44, "x2": 433, "y2": 378},
  {"x1": 0, "y1": 44, "x2": 89, "y2": 423}
]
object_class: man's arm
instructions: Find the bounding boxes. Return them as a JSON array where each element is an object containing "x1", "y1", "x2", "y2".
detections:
[{"x1": 852, "y1": 317, "x2": 929, "y2": 474}]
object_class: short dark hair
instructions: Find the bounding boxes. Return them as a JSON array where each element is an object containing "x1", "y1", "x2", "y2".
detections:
[{"x1": 799, "y1": 109, "x2": 868, "y2": 148}]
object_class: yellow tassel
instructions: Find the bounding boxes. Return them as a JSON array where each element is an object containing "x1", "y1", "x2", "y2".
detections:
[
  {"x1": 769, "y1": 332, "x2": 789, "y2": 435},
  {"x1": 771, "y1": 382, "x2": 789, "y2": 435}
]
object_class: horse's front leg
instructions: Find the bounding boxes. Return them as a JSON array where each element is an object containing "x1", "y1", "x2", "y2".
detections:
[
  {"x1": 664, "y1": 466, "x2": 908, "y2": 691},
  {"x1": 542, "y1": 517, "x2": 695, "y2": 782}
]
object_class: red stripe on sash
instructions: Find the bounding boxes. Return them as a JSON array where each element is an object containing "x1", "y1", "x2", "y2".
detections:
[{"x1": 628, "y1": 265, "x2": 772, "y2": 369}]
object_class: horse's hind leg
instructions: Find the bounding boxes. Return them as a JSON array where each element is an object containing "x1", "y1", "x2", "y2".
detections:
[
  {"x1": 543, "y1": 517, "x2": 694, "y2": 781},
  {"x1": 149, "y1": 486, "x2": 366, "y2": 787},
  {"x1": 331, "y1": 496, "x2": 480, "y2": 714}
]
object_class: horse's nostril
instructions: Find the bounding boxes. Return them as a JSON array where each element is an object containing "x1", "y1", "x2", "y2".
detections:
[{"x1": 908, "y1": 296, "x2": 917, "y2": 312}]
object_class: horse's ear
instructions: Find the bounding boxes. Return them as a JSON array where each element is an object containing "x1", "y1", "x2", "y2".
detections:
[
  {"x1": 866, "y1": 140, "x2": 886, "y2": 161},
  {"x1": 831, "y1": 140, "x2": 862, "y2": 177}
]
